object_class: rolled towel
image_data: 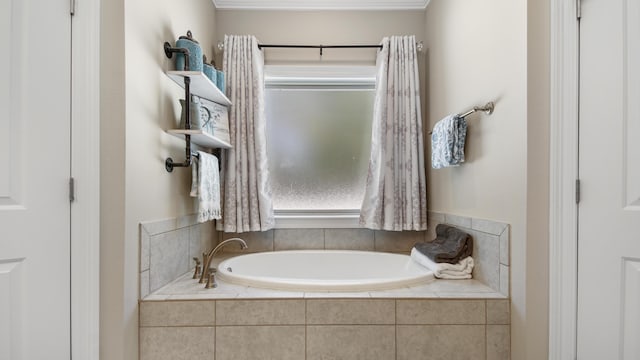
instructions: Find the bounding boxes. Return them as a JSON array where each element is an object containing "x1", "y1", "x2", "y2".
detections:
[
  {"x1": 414, "y1": 224, "x2": 473, "y2": 264},
  {"x1": 411, "y1": 248, "x2": 474, "y2": 279}
]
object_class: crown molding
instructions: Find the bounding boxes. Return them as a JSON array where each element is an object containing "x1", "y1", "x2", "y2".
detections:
[{"x1": 212, "y1": 0, "x2": 430, "y2": 10}]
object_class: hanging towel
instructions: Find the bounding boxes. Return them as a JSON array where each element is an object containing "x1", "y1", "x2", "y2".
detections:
[
  {"x1": 190, "y1": 151, "x2": 221, "y2": 223},
  {"x1": 431, "y1": 114, "x2": 468, "y2": 169},
  {"x1": 411, "y1": 248, "x2": 474, "y2": 279}
]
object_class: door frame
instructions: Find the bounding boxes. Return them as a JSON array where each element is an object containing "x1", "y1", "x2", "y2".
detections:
[
  {"x1": 549, "y1": 0, "x2": 580, "y2": 359},
  {"x1": 70, "y1": 0, "x2": 100, "y2": 358}
]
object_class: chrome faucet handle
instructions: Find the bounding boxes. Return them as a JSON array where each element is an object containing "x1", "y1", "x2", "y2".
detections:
[
  {"x1": 198, "y1": 252, "x2": 209, "y2": 283},
  {"x1": 205, "y1": 268, "x2": 217, "y2": 289},
  {"x1": 192, "y1": 257, "x2": 201, "y2": 279}
]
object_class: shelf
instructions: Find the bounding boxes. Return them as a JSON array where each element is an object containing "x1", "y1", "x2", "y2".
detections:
[
  {"x1": 167, "y1": 129, "x2": 232, "y2": 149},
  {"x1": 166, "y1": 71, "x2": 232, "y2": 106}
]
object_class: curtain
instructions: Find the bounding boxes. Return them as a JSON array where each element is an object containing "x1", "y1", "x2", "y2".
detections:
[
  {"x1": 220, "y1": 35, "x2": 274, "y2": 233},
  {"x1": 359, "y1": 35, "x2": 428, "y2": 231}
]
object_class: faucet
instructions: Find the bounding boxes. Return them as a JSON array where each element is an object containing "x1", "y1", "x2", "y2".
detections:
[{"x1": 199, "y1": 237, "x2": 248, "y2": 284}]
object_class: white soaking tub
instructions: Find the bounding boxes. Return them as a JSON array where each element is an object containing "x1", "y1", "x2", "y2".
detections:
[{"x1": 216, "y1": 250, "x2": 434, "y2": 292}]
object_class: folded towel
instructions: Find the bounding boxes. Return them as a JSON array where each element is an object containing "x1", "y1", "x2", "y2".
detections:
[
  {"x1": 411, "y1": 248, "x2": 474, "y2": 279},
  {"x1": 190, "y1": 151, "x2": 221, "y2": 223},
  {"x1": 431, "y1": 114, "x2": 468, "y2": 169},
  {"x1": 413, "y1": 224, "x2": 473, "y2": 264}
]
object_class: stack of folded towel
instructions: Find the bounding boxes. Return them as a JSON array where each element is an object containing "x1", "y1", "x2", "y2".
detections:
[
  {"x1": 411, "y1": 224, "x2": 474, "y2": 279},
  {"x1": 431, "y1": 114, "x2": 468, "y2": 169}
]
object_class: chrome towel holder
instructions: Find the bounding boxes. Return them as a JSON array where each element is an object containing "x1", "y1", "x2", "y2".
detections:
[{"x1": 428, "y1": 102, "x2": 495, "y2": 135}]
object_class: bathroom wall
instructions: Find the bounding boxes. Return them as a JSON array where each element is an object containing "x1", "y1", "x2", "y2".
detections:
[
  {"x1": 526, "y1": 0, "x2": 550, "y2": 358},
  {"x1": 215, "y1": 9, "x2": 428, "y2": 114},
  {"x1": 100, "y1": 0, "x2": 218, "y2": 359},
  {"x1": 424, "y1": 0, "x2": 550, "y2": 359}
]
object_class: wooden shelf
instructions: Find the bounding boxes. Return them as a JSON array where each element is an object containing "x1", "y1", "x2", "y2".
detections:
[
  {"x1": 166, "y1": 71, "x2": 232, "y2": 106},
  {"x1": 167, "y1": 129, "x2": 232, "y2": 149}
]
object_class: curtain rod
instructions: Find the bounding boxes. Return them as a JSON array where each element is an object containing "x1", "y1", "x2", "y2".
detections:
[
  {"x1": 217, "y1": 41, "x2": 424, "y2": 55},
  {"x1": 258, "y1": 44, "x2": 382, "y2": 56}
]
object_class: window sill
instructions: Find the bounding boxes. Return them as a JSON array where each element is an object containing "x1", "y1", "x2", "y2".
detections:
[{"x1": 274, "y1": 210, "x2": 361, "y2": 229}]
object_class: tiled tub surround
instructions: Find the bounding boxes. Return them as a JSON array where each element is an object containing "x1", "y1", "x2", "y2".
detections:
[
  {"x1": 139, "y1": 298, "x2": 510, "y2": 360},
  {"x1": 139, "y1": 213, "x2": 510, "y2": 359},
  {"x1": 139, "y1": 215, "x2": 215, "y2": 298}
]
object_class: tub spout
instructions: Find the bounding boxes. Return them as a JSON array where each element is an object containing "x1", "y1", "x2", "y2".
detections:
[{"x1": 199, "y1": 238, "x2": 248, "y2": 284}]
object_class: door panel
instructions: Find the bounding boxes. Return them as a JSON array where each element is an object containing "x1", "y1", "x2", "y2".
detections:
[
  {"x1": 578, "y1": 0, "x2": 640, "y2": 358},
  {"x1": 0, "y1": 0, "x2": 71, "y2": 358},
  {"x1": 623, "y1": 0, "x2": 640, "y2": 209}
]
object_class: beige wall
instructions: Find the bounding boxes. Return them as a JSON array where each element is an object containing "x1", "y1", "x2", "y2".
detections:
[
  {"x1": 215, "y1": 10, "x2": 427, "y2": 101},
  {"x1": 100, "y1": 1, "x2": 217, "y2": 359},
  {"x1": 215, "y1": 10, "x2": 426, "y2": 65},
  {"x1": 424, "y1": 0, "x2": 534, "y2": 358},
  {"x1": 526, "y1": 0, "x2": 550, "y2": 358}
]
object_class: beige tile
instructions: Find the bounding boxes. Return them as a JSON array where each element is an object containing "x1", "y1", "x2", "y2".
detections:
[
  {"x1": 304, "y1": 291, "x2": 371, "y2": 298},
  {"x1": 139, "y1": 326, "x2": 214, "y2": 360},
  {"x1": 397, "y1": 325, "x2": 485, "y2": 360},
  {"x1": 274, "y1": 229, "x2": 324, "y2": 250},
  {"x1": 216, "y1": 326, "x2": 304, "y2": 360},
  {"x1": 471, "y1": 218, "x2": 508, "y2": 236},
  {"x1": 222, "y1": 230, "x2": 274, "y2": 253},
  {"x1": 470, "y1": 230, "x2": 501, "y2": 292},
  {"x1": 425, "y1": 279, "x2": 495, "y2": 294},
  {"x1": 428, "y1": 211, "x2": 446, "y2": 223},
  {"x1": 397, "y1": 299, "x2": 485, "y2": 324},
  {"x1": 487, "y1": 325, "x2": 510, "y2": 360},
  {"x1": 374, "y1": 230, "x2": 424, "y2": 252},
  {"x1": 140, "y1": 227, "x2": 150, "y2": 271},
  {"x1": 149, "y1": 228, "x2": 190, "y2": 292},
  {"x1": 215, "y1": 299, "x2": 305, "y2": 325},
  {"x1": 140, "y1": 270, "x2": 150, "y2": 299},
  {"x1": 487, "y1": 300, "x2": 510, "y2": 324},
  {"x1": 307, "y1": 299, "x2": 395, "y2": 324},
  {"x1": 500, "y1": 227, "x2": 510, "y2": 265},
  {"x1": 324, "y1": 228, "x2": 375, "y2": 250},
  {"x1": 307, "y1": 325, "x2": 395, "y2": 360},
  {"x1": 140, "y1": 218, "x2": 178, "y2": 236},
  {"x1": 444, "y1": 214, "x2": 472, "y2": 229},
  {"x1": 176, "y1": 214, "x2": 197, "y2": 228},
  {"x1": 500, "y1": 264, "x2": 510, "y2": 296},
  {"x1": 140, "y1": 300, "x2": 215, "y2": 327}
]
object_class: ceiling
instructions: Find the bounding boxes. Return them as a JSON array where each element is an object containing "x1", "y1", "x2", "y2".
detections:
[{"x1": 211, "y1": 0, "x2": 431, "y2": 10}]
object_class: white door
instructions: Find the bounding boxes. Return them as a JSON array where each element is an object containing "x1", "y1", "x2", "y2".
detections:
[
  {"x1": 0, "y1": 0, "x2": 71, "y2": 359},
  {"x1": 578, "y1": 0, "x2": 640, "y2": 358}
]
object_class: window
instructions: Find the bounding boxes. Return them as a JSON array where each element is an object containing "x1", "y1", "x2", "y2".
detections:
[{"x1": 264, "y1": 66, "x2": 376, "y2": 227}]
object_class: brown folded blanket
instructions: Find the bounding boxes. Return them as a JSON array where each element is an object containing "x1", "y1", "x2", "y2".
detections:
[{"x1": 414, "y1": 224, "x2": 473, "y2": 264}]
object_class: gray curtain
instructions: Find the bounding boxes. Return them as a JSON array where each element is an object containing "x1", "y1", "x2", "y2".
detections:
[
  {"x1": 220, "y1": 35, "x2": 274, "y2": 232},
  {"x1": 360, "y1": 35, "x2": 428, "y2": 231}
]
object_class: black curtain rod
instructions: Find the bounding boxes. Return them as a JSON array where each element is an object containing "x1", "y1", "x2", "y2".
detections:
[{"x1": 257, "y1": 44, "x2": 383, "y2": 56}]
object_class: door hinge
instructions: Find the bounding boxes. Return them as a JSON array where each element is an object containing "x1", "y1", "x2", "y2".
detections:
[
  {"x1": 70, "y1": 0, "x2": 76, "y2": 16},
  {"x1": 576, "y1": 0, "x2": 581, "y2": 20},
  {"x1": 575, "y1": 179, "x2": 581, "y2": 204},
  {"x1": 69, "y1": 177, "x2": 75, "y2": 202}
]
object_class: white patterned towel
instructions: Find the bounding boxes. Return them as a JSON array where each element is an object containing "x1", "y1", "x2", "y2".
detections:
[
  {"x1": 431, "y1": 114, "x2": 468, "y2": 169},
  {"x1": 191, "y1": 151, "x2": 221, "y2": 223},
  {"x1": 410, "y1": 248, "x2": 474, "y2": 279}
]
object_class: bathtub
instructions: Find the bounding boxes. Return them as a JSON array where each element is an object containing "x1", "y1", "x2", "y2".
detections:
[{"x1": 216, "y1": 250, "x2": 434, "y2": 292}]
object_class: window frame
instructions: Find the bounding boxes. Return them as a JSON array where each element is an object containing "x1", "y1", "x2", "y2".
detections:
[{"x1": 264, "y1": 65, "x2": 376, "y2": 228}]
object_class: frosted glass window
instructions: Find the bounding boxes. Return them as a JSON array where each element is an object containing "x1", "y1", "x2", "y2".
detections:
[{"x1": 265, "y1": 87, "x2": 374, "y2": 211}]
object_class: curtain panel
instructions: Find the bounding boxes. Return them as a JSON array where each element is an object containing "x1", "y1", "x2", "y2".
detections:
[
  {"x1": 220, "y1": 35, "x2": 275, "y2": 233},
  {"x1": 360, "y1": 35, "x2": 428, "y2": 231}
]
